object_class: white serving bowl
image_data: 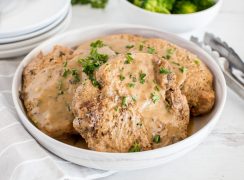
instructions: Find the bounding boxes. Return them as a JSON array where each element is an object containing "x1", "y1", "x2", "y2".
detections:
[
  {"x1": 12, "y1": 24, "x2": 226, "y2": 171},
  {"x1": 119, "y1": 0, "x2": 223, "y2": 33}
]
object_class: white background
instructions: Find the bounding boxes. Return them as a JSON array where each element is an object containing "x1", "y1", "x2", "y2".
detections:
[{"x1": 66, "y1": 0, "x2": 244, "y2": 179}]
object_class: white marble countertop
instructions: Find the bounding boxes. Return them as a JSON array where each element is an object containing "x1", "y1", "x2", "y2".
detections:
[{"x1": 67, "y1": 0, "x2": 244, "y2": 179}]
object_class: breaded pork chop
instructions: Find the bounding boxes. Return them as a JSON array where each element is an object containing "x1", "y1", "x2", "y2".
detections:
[
  {"x1": 22, "y1": 45, "x2": 116, "y2": 138},
  {"x1": 72, "y1": 53, "x2": 189, "y2": 152},
  {"x1": 74, "y1": 34, "x2": 215, "y2": 116}
]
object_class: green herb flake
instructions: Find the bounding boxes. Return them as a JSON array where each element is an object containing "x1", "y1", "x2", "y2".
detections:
[
  {"x1": 194, "y1": 59, "x2": 201, "y2": 65},
  {"x1": 153, "y1": 135, "x2": 161, "y2": 143},
  {"x1": 62, "y1": 68, "x2": 70, "y2": 77},
  {"x1": 132, "y1": 96, "x2": 137, "y2": 102},
  {"x1": 63, "y1": 61, "x2": 68, "y2": 67},
  {"x1": 139, "y1": 71, "x2": 146, "y2": 84},
  {"x1": 125, "y1": 53, "x2": 133, "y2": 64},
  {"x1": 139, "y1": 44, "x2": 144, "y2": 51},
  {"x1": 179, "y1": 66, "x2": 188, "y2": 73},
  {"x1": 159, "y1": 68, "x2": 171, "y2": 74},
  {"x1": 163, "y1": 48, "x2": 174, "y2": 59},
  {"x1": 128, "y1": 83, "x2": 135, "y2": 88},
  {"x1": 78, "y1": 47, "x2": 108, "y2": 88},
  {"x1": 119, "y1": 74, "x2": 125, "y2": 81},
  {"x1": 114, "y1": 106, "x2": 118, "y2": 112},
  {"x1": 154, "y1": 85, "x2": 160, "y2": 91},
  {"x1": 90, "y1": 40, "x2": 104, "y2": 48},
  {"x1": 121, "y1": 96, "x2": 128, "y2": 108},
  {"x1": 71, "y1": 69, "x2": 80, "y2": 83},
  {"x1": 129, "y1": 142, "x2": 141, "y2": 152},
  {"x1": 172, "y1": 61, "x2": 180, "y2": 66},
  {"x1": 147, "y1": 47, "x2": 156, "y2": 54},
  {"x1": 125, "y1": 44, "x2": 134, "y2": 49},
  {"x1": 151, "y1": 92, "x2": 160, "y2": 104}
]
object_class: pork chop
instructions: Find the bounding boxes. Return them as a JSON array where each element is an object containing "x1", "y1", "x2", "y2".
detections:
[{"x1": 72, "y1": 53, "x2": 189, "y2": 152}]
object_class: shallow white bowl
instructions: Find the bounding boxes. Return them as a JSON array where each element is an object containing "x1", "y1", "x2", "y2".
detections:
[
  {"x1": 12, "y1": 24, "x2": 226, "y2": 171},
  {"x1": 119, "y1": 0, "x2": 223, "y2": 33}
]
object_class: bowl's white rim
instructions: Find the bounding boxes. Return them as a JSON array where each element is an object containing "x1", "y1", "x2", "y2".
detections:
[
  {"x1": 12, "y1": 24, "x2": 226, "y2": 158},
  {"x1": 120, "y1": 0, "x2": 223, "y2": 17}
]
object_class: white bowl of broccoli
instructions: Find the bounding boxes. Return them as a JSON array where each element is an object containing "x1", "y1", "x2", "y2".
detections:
[{"x1": 119, "y1": 0, "x2": 222, "y2": 33}]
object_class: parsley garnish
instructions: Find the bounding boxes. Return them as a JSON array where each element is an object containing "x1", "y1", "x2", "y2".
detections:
[
  {"x1": 194, "y1": 59, "x2": 200, "y2": 65},
  {"x1": 127, "y1": 83, "x2": 135, "y2": 88},
  {"x1": 70, "y1": 69, "x2": 80, "y2": 83},
  {"x1": 90, "y1": 40, "x2": 104, "y2": 48},
  {"x1": 125, "y1": 53, "x2": 133, "y2": 64},
  {"x1": 62, "y1": 68, "x2": 70, "y2": 77},
  {"x1": 125, "y1": 44, "x2": 134, "y2": 49},
  {"x1": 147, "y1": 47, "x2": 156, "y2": 54},
  {"x1": 159, "y1": 68, "x2": 171, "y2": 74},
  {"x1": 163, "y1": 48, "x2": 174, "y2": 59},
  {"x1": 153, "y1": 135, "x2": 161, "y2": 143},
  {"x1": 129, "y1": 142, "x2": 141, "y2": 152},
  {"x1": 121, "y1": 96, "x2": 128, "y2": 108},
  {"x1": 151, "y1": 92, "x2": 160, "y2": 104},
  {"x1": 119, "y1": 74, "x2": 125, "y2": 81},
  {"x1": 179, "y1": 66, "x2": 187, "y2": 73},
  {"x1": 139, "y1": 44, "x2": 144, "y2": 51},
  {"x1": 78, "y1": 42, "x2": 108, "y2": 88},
  {"x1": 139, "y1": 71, "x2": 146, "y2": 84}
]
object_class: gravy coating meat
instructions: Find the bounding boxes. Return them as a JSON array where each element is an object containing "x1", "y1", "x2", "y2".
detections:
[
  {"x1": 72, "y1": 53, "x2": 189, "y2": 152},
  {"x1": 22, "y1": 44, "x2": 115, "y2": 138},
  {"x1": 74, "y1": 34, "x2": 215, "y2": 116}
]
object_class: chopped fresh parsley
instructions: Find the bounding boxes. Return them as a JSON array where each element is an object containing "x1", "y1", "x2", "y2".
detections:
[
  {"x1": 147, "y1": 47, "x2": 156, "y2": 54},
  {"x1": 139, "y1": 71, "x2": 146, "y2": 84},
  {"x1": 172, "y1": 61, "x2": 180, "y2": 66},
  {"x1": 114, "y1": 106, "x2": 118, "y2": 112},
  {"x1": 71, "y1": 0, "x2": 108, "y2": 9},
  {"x1": 127, "y1": 83, "x2": 135, "y2": 88},
  {"x1": 132, "y1": 95, "x2": 137, "y2": 102},
  {"x1": 153, "y1": 135, "x2": 161, "y2": 143},
  {"x1": 125, "y1": 44, "x2": 134, "y2": 49},
  {"x1": 90, "y1": 40, "x2": 104, "y2": 48},
  {"x1": 70, "y1": 69, "x2": 80, "y2": 83},
  {"x1": 121, "y1": 96, "x2": 128, "y2": 108},
  {"x1": 62, "y1": 68, "x2": 70, "y2": 77},
  {"x1": 129, "y1": 142, "x2": 141, "y2": 152},
  {"x1": 159, "y1": 68, "x2": 171, "y2": 74},
  {"x1": 63, "y1": 61, "x2": 68, "y2": 67},
  {"x1": 194, "y1": 59, "x2": 200, "y2": 65},
  {"x1": 163, "y1": 48, "x2": 174, "y2": 59},
  {"x1": 78, "y1": 43, "x2": 108, "y2": 88},
  {"x1": 154, "y1": 85, "x2": 160, "y2": 91},
  {"x1": 139, "y1": 44, "x2": 144, "y2": 51},
  {"x1": 119, "y1": 74, "x2": 125, "y2": 81},
  {"x1": 125, "y1": 53, "x2": 133, "y2": 64},
  {"x1": 151, "y1": 92, "x2": 160, "y2": 104},
  {"x1": 179, "y1": 66, "x2": 187, "y2": 73}
]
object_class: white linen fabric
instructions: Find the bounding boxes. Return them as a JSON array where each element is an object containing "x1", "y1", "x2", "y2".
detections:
[{"x1": 0, "y1": 57, "x2": 115, "y2": 180}]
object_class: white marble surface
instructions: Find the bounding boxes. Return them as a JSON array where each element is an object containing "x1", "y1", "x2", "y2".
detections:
[{"x1": 66, "y1": 0, "x2": 244, "y2": 179}]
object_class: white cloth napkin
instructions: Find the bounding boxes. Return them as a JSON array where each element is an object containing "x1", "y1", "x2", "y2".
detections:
[{"x1": 0, "y1": 58, "x2": 115, "y2": 180}]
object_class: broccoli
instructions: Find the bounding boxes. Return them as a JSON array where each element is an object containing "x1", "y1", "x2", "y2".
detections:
[
  {"x1": 71, "y1": 0, "x2": 108, "y2": 8},
  {"x1": 192, "y1": 0, "x2": 215, "y2": 11},
  {"x1": 129, "y1": 0, "x2": 215, "y2": 14},
  {"x1": 173, "y1": 0, "x2": 197, "y2": 14},
  {"x1": 132, "y1": 0, "x2": 175, "y2": 14}
]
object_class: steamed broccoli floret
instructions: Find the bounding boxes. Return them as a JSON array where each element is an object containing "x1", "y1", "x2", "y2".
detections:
[
  {"x1": 173, "y1": 0, "x2": 197, "y2": 14},
  {"x1": 133, "y1": 0, "x2": 175, "y2": 14},
  {"x1": 193, "y1": 0, "x2": 215, "y2": 10}
]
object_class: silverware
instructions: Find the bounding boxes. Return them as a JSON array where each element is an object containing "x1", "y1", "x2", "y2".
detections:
[{"x1": 190, "y1": 33, "x2": 244, "y2": 99}]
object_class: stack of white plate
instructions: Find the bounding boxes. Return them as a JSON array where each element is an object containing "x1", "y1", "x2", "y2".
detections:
[{"x1": 0, "y1": 0, "x2": 71, "y2": 59}]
